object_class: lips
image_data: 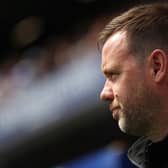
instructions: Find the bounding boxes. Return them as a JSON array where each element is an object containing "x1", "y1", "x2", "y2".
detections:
[
  {"x1": 109, "y1": 106, "x2": 120, "y2": 120},
  {"x1": 109, "y1": 105, "x2": 120, "y2": 112}
]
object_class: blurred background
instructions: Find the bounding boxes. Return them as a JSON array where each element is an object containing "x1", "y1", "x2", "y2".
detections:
[{"x1": 0, "y1": 0, "x2": 164, "y2": 167}]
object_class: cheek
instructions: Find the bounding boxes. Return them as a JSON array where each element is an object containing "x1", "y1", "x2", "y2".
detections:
[
  {"x1": 113, "y1": 85, "x2": 126, "y2": 105},
  {"x1": 113, "y1": 70, "x2": 143, "y2": 100},
  {"x1": 114, "y1": 80, "x2": 129, "y2": 96},
  {"x1": 114, "y1": 79, "x2": 136, "y2": 103}
]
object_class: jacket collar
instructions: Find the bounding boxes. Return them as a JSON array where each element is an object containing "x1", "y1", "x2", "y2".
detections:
[
  {"x1": 128, "y1": 136, "x2": 151, "y2": 168},
  {"x1": 128, "y1": 136, "x2": 168, "y2": 168}
]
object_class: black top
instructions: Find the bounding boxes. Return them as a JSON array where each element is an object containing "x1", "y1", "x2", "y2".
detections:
[{"x1": 128, "y1": 136, "x2": 168, "y2": 168}]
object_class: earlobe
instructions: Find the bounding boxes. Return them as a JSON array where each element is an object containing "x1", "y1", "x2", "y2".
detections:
[{"x1": 149, "y1": 49, "x2": 168, "y2": 83}]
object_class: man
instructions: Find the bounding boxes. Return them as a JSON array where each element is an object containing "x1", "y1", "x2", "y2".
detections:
[{"x1": 99, "y1": 3, "x2": 168, "y2": 168}]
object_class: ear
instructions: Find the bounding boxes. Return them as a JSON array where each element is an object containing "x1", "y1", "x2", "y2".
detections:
[{"x1": 148, "y1": 49, "x2": 168, "y2": 83}]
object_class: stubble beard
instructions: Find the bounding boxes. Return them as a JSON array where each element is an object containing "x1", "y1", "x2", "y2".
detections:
[{"x1": 118, "y1": 83, "x2": 160, "y2": 138}]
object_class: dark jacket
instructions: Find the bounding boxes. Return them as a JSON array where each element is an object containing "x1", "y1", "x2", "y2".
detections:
[{"x1": 128, "y1": 136, "x2": 168, "y2": 168}]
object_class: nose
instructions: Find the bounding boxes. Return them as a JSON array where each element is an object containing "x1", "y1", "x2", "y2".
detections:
[{"x1": 100, "y1": 80, "x2": 114, "y2": 101}]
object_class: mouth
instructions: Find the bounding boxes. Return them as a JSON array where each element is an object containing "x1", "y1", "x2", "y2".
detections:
[{"x1": 109, "y1": 106, "x2": 120, "y2": 120}]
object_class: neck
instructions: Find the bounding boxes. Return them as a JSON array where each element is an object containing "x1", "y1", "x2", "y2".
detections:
[{"x1": 149, "y1": 112, "x2": 168, "y2": 142}]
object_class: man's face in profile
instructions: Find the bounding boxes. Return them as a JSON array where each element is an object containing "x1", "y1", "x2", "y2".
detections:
[{"x1": 100, "y1": 31, "x2": 160, "y2": 137}]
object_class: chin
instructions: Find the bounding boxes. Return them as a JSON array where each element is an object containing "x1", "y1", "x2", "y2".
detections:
[
  {"x1": 118, "y1": 118, "x2": 131, "y2": 134},
  {"x1": 119, "y1": 118, "x2": 142, "y2": 137},
  {"x1": 118, "y1": 118, "x2": 126, "y2": 132}
]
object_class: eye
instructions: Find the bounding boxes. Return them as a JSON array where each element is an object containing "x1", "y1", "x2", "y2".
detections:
[{"x1": 110, "y1": 73, "x2": 119, "y2": 81}]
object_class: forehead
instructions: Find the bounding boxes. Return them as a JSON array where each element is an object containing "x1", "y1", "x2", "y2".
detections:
[{"x1": 101, "y1": 31, "x2": 130, "y2": 69}]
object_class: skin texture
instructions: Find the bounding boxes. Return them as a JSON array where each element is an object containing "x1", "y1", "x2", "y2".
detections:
[{"x1": 100, "y1": 31, "x2": 168, "y2": 142}]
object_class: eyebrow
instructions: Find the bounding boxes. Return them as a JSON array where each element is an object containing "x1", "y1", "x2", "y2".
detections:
[{"x1": 102, "y1": 68, "x2": 119, "y2": 77}]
